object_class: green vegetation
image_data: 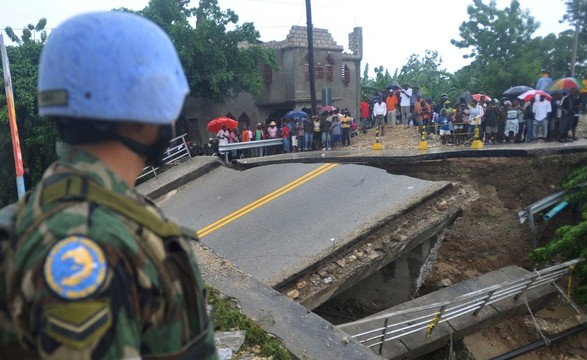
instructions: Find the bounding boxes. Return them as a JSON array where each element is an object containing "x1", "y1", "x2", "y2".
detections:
[
  {"x1": 207, "y1": 287, "x2": 293, "y2": 359},
  {"x1": 529, "y1": 166, "x2": 587, "y2": 303},
  {"x1": 1, "y1": 19, "x2": 57, "y2": 206},
  {"x1": 124, "y1": 0, "x2": 279, "y2": 103}
]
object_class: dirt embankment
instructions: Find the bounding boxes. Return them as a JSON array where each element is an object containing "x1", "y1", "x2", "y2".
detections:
[
  {"x1": 349, "y1": 122, "x2": 587, "y2": 359},
  {"x1": 408, "y1": 155, "x2": 587, "y2": 360}
]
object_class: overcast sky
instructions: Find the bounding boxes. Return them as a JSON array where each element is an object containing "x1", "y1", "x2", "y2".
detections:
[{"x1": 1, "y1": 0, "x2": 572, "y2": 75}]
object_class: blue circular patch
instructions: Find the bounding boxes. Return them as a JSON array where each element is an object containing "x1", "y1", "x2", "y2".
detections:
[{"x1": 44, "y1": 235, "x2": 108, "y2": 300}]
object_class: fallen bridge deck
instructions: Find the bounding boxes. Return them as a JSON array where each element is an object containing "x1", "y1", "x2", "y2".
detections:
[{"x1": 337, "y1": 260, "x2": 581, "y2": 359}]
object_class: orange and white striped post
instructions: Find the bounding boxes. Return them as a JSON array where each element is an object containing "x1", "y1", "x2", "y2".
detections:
[{"x1": 1, "y1": 34, "x2": 26, "y2": 198}]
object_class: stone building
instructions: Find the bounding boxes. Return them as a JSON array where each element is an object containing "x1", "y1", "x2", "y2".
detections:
[{"x1": 181, "y1": 26, "x2": 363, "y2": 145}]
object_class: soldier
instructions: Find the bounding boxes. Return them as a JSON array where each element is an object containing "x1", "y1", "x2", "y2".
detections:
[{"x1": 1, "y1": 12, "x2": 217, "y2": 359}]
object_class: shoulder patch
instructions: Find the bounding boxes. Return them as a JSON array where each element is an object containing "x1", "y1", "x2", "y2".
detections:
[
  {"x1": 44, "y1": 301, "x2": 112, "y2": 349},
  {"x1": 44, "y1": 235, "x2": 108, "y2": 300}
]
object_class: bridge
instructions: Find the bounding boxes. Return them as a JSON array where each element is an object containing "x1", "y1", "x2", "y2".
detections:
[{"x1": 136, "y1": 140, "x2": 587, "y2": 359}]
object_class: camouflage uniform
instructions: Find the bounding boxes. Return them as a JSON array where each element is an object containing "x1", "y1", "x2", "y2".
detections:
[{"x1": 1, "y1": 143, "x2": 217, "y2": 359}]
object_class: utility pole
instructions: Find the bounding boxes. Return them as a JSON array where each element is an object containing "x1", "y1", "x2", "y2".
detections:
[
  {"x1": 571, "y1": 20, "x2": 580, "y2": 77},
  {"x1": 305, "y1": 0, "x2": 317, "y2": 116},
  {"x1": 571, "y1": 0, "x2": 587, "y2": 77}
]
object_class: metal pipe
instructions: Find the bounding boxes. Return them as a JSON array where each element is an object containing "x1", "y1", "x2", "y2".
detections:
[
  {"x1": 544, "y1": 201, "x2": 569, "y2": 221},
  {"x1": 490, "y1": 323, "x2": 587, "y2": 360}
]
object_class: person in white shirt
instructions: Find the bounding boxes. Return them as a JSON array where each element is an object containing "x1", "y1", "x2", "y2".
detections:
[
  {"x1": 399, "y1": 83, "x2": 412, "y2": 126},
  {"x1": 468, "y1": 99, "x2": 484, "y2": 140},
  {"x1": 372, "y1": 98, "x2": 387, "y2": 136},
  {"x1": 532, "y1": 95, "x2": 552, "y2": 141},
  {"x1": 217, "y1": 124, "x2": 230, "y2": 155}
]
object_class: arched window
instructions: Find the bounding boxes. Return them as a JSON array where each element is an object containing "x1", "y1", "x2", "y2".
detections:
[
  {"x1": 304, "y1": 54, "x2": 324, "y2": 81},
  {"x1": 238, "y1": 113, "x2": 251, "y2": 128},
  {"x1": 325, "y1": 54, "x2": 335, "y2": 82},
  {"x1": 342, "y1": 64, "x2": 351, "y2": 86}
]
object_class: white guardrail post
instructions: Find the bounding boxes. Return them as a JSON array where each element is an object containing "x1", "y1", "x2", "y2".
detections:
[{"x1": 137, "y1": 133, "x2": 191, "y2": 180}]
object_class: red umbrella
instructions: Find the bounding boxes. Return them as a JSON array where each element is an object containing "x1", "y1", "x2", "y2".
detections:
[
  {"x1": 319, "y1": 105, "x2": 337, "y2": 113},
  {"x1": 472, "y1": 93, "x2": 491, "y2": 102},
  {"x1": 207, "y1": 117, "x2": 238, "y2": 133},
  {"x1": 517, "y1": 89, "x2": 552, "y2": 102}
]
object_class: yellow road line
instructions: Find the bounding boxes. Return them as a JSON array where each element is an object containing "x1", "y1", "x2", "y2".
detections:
[{"x1": 197, "y1": 163, "x2": 338, "y2": 238}]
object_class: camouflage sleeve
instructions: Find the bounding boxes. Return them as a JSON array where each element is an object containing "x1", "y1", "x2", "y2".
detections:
[{"x1": 9, "y1": 203, "x2": 216, "y2": 359}]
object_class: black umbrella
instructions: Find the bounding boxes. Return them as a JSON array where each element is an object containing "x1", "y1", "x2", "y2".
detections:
[
  {"x1": 387, "y1": 81, "x2": 400, "y2": 89},
  {"x1": 458, "y1": 91, "x2": 473, "y2": 104},
  {"x1": 502, "y1": 85, "x2": 533, "y2": 96}
]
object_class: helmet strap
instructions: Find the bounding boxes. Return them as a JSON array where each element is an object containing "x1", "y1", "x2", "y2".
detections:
[
  {"x1": 54, "y1": 118, "x2": 174, "y2": 167},
  {"x1": 117, "y1": 124, "x2": 174, "y2": 167}
]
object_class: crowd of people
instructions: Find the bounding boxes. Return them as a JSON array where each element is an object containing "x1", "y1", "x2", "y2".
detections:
[
  {"x1": 205, "y1": 108, "x2": 360, "y2": 159},
  {"x1": 203, "y1": 74, "x2": 586, "y2": 159},
  {"x1": 359, "y1": 79, "x2": 585, "y2": 146}
]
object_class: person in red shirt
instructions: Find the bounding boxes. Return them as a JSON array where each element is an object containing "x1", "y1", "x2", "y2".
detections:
[
  {"x1": 282, "y1": 123, "x2": 290, "y2": 153},
  {"x1": 360, "y1": 98, "x2": 370, "y2": 133}
]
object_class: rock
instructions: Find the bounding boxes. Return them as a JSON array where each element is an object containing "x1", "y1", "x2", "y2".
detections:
[
  {"x1": 215, "y1": 330, "x2": 246, "y2": 352},
  {"x1": 440, "y1": 278, "x2": 453, "y2": 287},
  {"x1": 325, "y1": 263, "x2": 337, "y2": 273},
  {"x1": 310, "y1": 274, "x2": 321, "y2": 286},
  {"x1": 217, "y1": 348, "x2": 233, "y2": 360},
  {"x1": 296, "y1": 280, "x2": 307, "y2": 290},
  {"x1": 287, "y1": 289, "x2": 300, "y2": 299},
  {"x1": 436, "y1": 199, "x2": 448, "y2": 210}
]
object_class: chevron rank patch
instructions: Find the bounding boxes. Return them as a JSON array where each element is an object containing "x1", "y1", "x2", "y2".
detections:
[
  {"x1": 44, "y1": 235, "x2": 108, "y2": 300},
  {"x1": 44, "y1": 301, "x2": 112, "y2": 349}
]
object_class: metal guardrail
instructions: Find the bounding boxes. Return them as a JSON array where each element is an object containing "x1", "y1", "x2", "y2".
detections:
[
  {"x1": 218, "y1": 138, "x2": 284, "y2": 162},
  {"x1": 137, "y1": 133, "x2": 192, "y2": 180},
  {"x1": 517, "y1": 190, "x2": 566, "y2": 249},
  {"x1": 336, "y1": 258, "x2": 584, "y2": 355}
]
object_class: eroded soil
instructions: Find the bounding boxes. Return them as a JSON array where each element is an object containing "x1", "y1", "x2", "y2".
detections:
[{"x1": 348, "y1": 121, "x2": 587, "y2": 359}]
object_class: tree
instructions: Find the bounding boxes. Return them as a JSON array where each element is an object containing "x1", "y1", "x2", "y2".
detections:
[
  {"x1": 562, "y1": 0, "x2": 587, "y2": 33},
  {"x1": 451, "y1": 0, "x2": 542, "y2": 96},
  {"x1": 132, "y1": 0, "x2": 279, "y2": 103},
  {"x1": 1, "y1": 20, "x2": 57, "y2": 207},
  {"x1": 4, "y1": 18, "x2": 47, "y2": 45},
  {"x1": 561, "y1": 0, "x2": 587, "y2": 75},
  {"x1": 535, "y1": 30, "x2": 586, "y2": 79},
  {"x1": 361, "y1": 50, "x2": 476, "y2": 104},
  {"x1": 394, "y1": 51, "x2": 457, "y2": 101},
  {"x1": 451, "y1": 0, "x2": 539, "y2": 62},
  {"x1": 529, "y1": 166, "x2": 587, "y2": 303}
]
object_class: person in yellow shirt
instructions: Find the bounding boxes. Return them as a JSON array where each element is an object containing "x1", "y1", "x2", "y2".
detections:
[{"x1": 340, "y1": 110, "x2": 352, "y2": 147}]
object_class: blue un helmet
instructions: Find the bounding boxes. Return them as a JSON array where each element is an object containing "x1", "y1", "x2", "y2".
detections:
[{"x1": 38, "y1": 11, "x2": 189, "y2": 124}]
